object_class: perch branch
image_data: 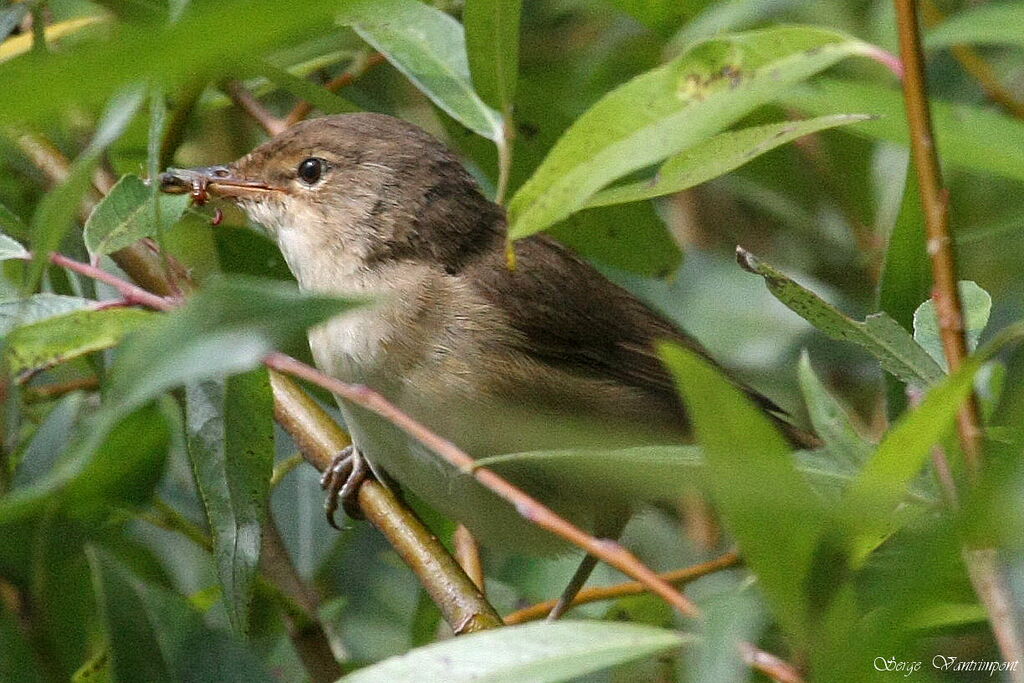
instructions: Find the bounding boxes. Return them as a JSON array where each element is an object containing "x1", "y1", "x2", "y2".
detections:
[{"x1": 283, "y1": 52, "x2": 386, "y2": 127}]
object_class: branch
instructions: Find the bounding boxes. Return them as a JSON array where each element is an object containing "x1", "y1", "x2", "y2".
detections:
[
  {"x1": 223, "y1": 80, "x2": 286, "y2": 136},
  {"x1": 894, "y1": 0, "x2": 983, "y2": 477},
  {"x1": 283, "y1": 52, "x2": 386, "y2": 128},
  {"x1": 454, "y1": 524, "x2": 486, "y2": 592},
  {"x1": 263, "y1": 353, "x2": 701, "y2": 620},
  {"x1": 505, "y1": 551, "x2": 741, "y2": 625},
  {"x1": 895, "y1": 1, "x2": 1024, "y2": 674}
]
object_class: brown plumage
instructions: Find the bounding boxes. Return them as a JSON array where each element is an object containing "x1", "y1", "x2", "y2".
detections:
[{"x1": 160, "y1": 113, "x2": 814, "y2": 556}]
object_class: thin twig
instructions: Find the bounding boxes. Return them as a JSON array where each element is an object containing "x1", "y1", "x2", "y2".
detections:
[
  {"x1": 505, "y1": 551, "x2": 741, "y2": 624},
  {"x1": 270, "y1": 453, "x2": 305, "y2": 488},
  {"x1": 894, "y1": 0, "x2": 982, "y2": 477},
  {"x1": 283, "y1": 52, "x2": 386, "y2": 128},
  {"x1": 263, "y1": 352, "x2": 701, "y2": 620},
  {"x1": 223, "y1": 80, "x2": 286, "y2": 136},
  {"x1": 24, "y1": 376, "x2": 99, "y2": 402},
  {"x1": 895, "y1": 1, "x2": 1024, "y2": 674},
  {"x1": 739, "y1": 642, "x2": 805, "y2": 683},
  {"x1": 920, "y1": 0, "x2": 1024, "y2": 120}
]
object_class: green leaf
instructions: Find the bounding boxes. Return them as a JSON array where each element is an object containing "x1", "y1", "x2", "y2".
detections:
[
  {"x1": 659, "y1": 342, "x2": 826, "y2": 645},
  {"x1": 507, "y1": 26, "x2": 875, "y2": 240},
  {"x1": 28, "y1": 86, "x2": 146, "y2": 289},
  {"x1": 88, "y1": 549, "x2": 275, "y2": 682},
  {"x1": 587, "y1": 114, "x2": 871, "y2": 208},
  {"x1": 338, "y1": 0, "x2": 503, "y2": 140},
  {"x1": 5, "y1": 307, "x2": 154, "y2": 377},
  {"x1": 0, "y1": 402, "x2": 170, "y2": 524},
  {"x1": 798, "y1": 352, "x2": 873, "y2": 469},
  {"x1": 549, "y1": 200, "x2": 682, "y2": 277},
  {"x1": 839, "y1": 356, "x2": 985, "y2": 563},
  {"x1": 0, "y1": 294, "x2": 91, "y2": 337},
  {"x1": 0, "y1": 0, "x2": 338, "y2": 127},
  {"x1": 83, "y1": 174, "x2": 189, "y2": 257},
  {"x1": 105, "y1": 275, "x2": 359, "y2": 413},
  {"x1": 0, "y1": 206, "x2": 28, "y2": 240},
  {"x1": 926, "y1": 3, "x2": 1024, "y2": 49},
  {"x1": 185, "y1": 369, "x2": 274, "y2": 635},
  {"x1": 463, "y1": 0, "x2": 522, "y2": 113},
  {"x1": 339, "y1": 621, "x2": 687, "y2": 683},
  {"x1": 913, "y1": 281, "x2": 992, "y2": 368},
  {"x1": 781, "y1": 78, "x2": 1024, "y2": 183},
  {"x1": 737, "y1": 247, "x2": 945, "y2": 386}
]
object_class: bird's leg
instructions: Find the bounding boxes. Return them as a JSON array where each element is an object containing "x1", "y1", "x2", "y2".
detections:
[
  {"x1": 547, "y1": 514, "x2": 628, "y2": 621},
  {"x1": 320, "y1": 445, "x2": 372, "y2": 527},
  {"x1": 547, "y1": 553, "x2": 600, "y2": 621}
]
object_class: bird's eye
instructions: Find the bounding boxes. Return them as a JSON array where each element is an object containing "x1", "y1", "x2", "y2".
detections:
[{"x1": 297, "y1": 158, "x2": 324, "y2": 185}]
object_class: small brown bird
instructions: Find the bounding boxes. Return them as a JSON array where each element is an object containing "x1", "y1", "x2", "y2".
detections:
[{"x1": 161, "y1": 114, "x2": 812, "y2": 615}]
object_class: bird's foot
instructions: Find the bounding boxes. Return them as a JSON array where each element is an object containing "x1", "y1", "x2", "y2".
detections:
[{"x1": 320, "y1": 446, "x2": 371, "y2": 527}]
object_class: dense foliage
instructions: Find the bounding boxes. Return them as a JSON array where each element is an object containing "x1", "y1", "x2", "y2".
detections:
[{"x1": 1, "y1": 0, "x2": 1024, "y2": 681}]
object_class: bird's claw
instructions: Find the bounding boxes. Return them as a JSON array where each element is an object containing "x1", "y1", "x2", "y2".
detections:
[{"x1": 320, "y1": 446, "x2": 370, "y2": 527}]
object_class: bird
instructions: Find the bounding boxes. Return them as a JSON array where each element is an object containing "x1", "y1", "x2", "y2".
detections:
[{"x1": 160, "y1": 113, "x2": 815, "y2": 617}]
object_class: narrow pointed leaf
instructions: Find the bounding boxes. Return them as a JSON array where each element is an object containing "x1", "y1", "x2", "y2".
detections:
[
  {"x1": 0, "y1": 294, "x2": 91, "y2": 337},
  {"x1": 798, "y1": 353, "x2": 873, "y2": 469},
  {"x1": 738, "y1": 247, "x2": 945, "y2": 386},
  {"x1": 587, "y1": 114, "x2": 870, "y2": 208},
  {"x1": 660, "y1": 342, "x2": 825, "y2": 645},
  {"x1": 463, "y1": 0, "x2": 522, "y2": 113},
  {"x1": 83, "y1": 174, "x2": 189, "y2": 257},
  {"x1": 340, "y1": 621, "x2": 686, "y2": 683},
  {"x1": 781, "y1": 78, "x2": 1024, "y2": 183},
  {"x1": 926, "y1": 3, "x2": 1024, "y2": 49},
  {"x1": 338, "y1": 0, "x2": 503, "y2": 140},
  {"x1": 5, "y1": 307, "x2": 154, "y2": 377},
  {"x1": 185, "y1": 368, "x2": 274, "y2": 634},
  {"x1": 508, "y1": 27, "x2": 875, "y2": 239}
]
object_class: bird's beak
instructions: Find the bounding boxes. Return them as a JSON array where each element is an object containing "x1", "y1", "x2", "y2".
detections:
[{"x1": 158, "y1": 165, "x2": 280, "y2": 204}]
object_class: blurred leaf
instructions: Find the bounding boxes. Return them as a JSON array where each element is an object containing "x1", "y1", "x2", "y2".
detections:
[
  {"x1": 689, "y1": 589, "x2": 764, "y2": 683},
  {"x1": 5, "y1": 307, "x2": 153, "y2": 377},
  {"x1": 667, "y1": 0, "x2": 804, "y2": 54},
  {"x1": 0, "y1": 0, "x2": 337, "y2": 126},
  {"x1": 781, "y1": 78, "x2": 1024, "y2": 183},
  {"x1": 0, "y1": 401, "x2": 171, "y2": 524},
  {"x1": 478, "y1": 445, "x2": 875, "y2": 505},
  {"x1": 105, "y1": 275, "x2": 359, "y2": 413},
  {"x1": 926, "y1": 3, "x2": 1024, "y2": 49},
  {"x1": 660, "y1": 342, "x2": 825, "y2": 645},
  {"x1": 905, "y1": 602, "x2": 987, "y2": 630},
  {"x1": 185, "y1": 368, "x2": 274, "y2": 635},
  {"x1": 879, "y1": 160, "x2": 929, "y2": 417},
  {"x1": 83, "y1": 174, "x2": 189, "y2": 257},
  {"x1": 259, "y1": 60, "x2": 360, "y2": 115},
  {"x1": 88, "y1": 548, "x2": 275, "y2": 682},
  {"x1": 606, "y1": 0, "x2": 690, "y2": 36},
  {"x1": 913, "y1": 281, "x2": 992, "y2": 368},
  {"x1": 0, "y1": 293, "x2": 91, "y2": 336},
  {"x1": 0, "y1": 596, "x2": 43, "y2": 683},
  {"x1": 738, "y1": 247, "x2": 945, "y2": 386},
  {"x1": 508, "y1": 26, "x2": 874, "y2": 240},
  {"x1": 587, "y1": 114, "x2": 871, "y2": 208},
  {"x1": 28, "y1": 86, "x2": 146, "y2": 289},
  {"x1": 839, "y1": 356, "x2": 985, "y2": 563},
  {"x1": 71, "y1": 648, "x2": 110, "y2": 683},
  {"x1": 0, "y1": 206, "x2": 28, "y2": 240},
  {"x1": 0, "y1": 230, "x2": 28, "y2": 260},
  {"x1": 339, "y1": 621, "x2": 687, "y2": 683},
  {"x1": 338, "y1": 0, "x2": 503, "y2": 140},
  {"x1": 463, "y1": 0, "x2": 522, "y2": 113},
  {"x1": 549, "y1": 200, "x2": 681, "y2": 277},
  {"x1": 798, "y1": 352, "x2": 873, "y2": 469}
]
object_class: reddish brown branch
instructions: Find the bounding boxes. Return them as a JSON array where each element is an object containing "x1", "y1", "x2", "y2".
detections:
[
  {"x1": 223, "y1": 80, "x2": 286, "y2": 136},
  {"x1": 505, "y1": 551, "x2": 741, "y2": 624},
  {"x1": 283, "y1": 52, "x2": 386, "y2": 128}
]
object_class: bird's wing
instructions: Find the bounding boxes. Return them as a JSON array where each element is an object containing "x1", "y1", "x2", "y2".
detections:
[{"x1": 466, "y1": 235, "x2": 787, "y2": 422}]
